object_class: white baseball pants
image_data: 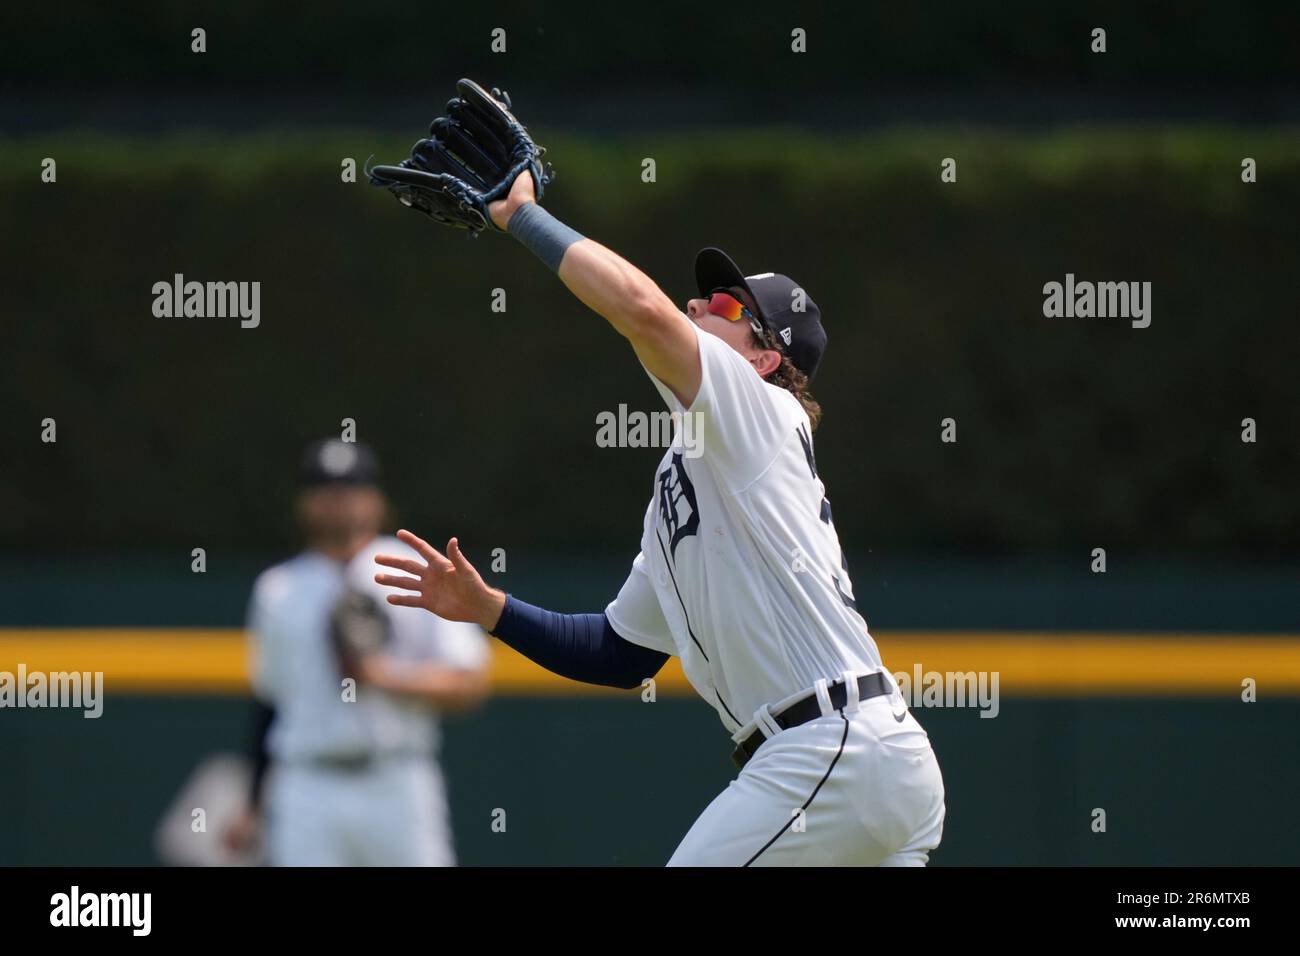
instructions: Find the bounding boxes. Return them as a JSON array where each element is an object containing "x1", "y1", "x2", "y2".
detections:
[
  {"x1": 668, "y1": 694, "x2": 946, "y2": 866},
  {"x1": 266, "y1": 755, "x2": 455, "y2": 867}
]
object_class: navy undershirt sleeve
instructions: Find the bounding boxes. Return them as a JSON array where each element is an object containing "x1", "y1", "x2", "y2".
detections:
[{"x1": 490, "y1": 595, "x2": 670, "y2": 690}]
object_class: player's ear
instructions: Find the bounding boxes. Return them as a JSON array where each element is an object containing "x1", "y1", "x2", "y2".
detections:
[{"x1": 753, "y1": 349, "x2": 782, "y2": 379}]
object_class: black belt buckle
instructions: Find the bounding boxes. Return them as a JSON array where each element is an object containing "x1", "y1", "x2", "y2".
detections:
[
  {"x1": 730, "y1": 740, "x2": 749, "y2": 770},
  {"x1": 731, "y1": 728, "x2": 765, "y2": 770}
]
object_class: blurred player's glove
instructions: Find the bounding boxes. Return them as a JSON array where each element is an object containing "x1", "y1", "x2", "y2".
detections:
[
  {"x1": 329, "y1": 588, "x2": 392, "y2": 681},
  {"x1": 367, "y1": 78, "x2": 554, "y2": 234}
]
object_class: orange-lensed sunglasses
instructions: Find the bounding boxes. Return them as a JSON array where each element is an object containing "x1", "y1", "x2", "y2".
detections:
[{"x1": 706, "y1": 289, "x2": 777, "y2": 348}]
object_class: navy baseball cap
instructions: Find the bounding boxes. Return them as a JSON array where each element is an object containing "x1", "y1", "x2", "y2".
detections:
[
  {"x1": 299, "y1": 438, "x2": 381, "y2": 487},
  {"x1": 695, "y1": 247, "x2": 828, "y2": 382}
]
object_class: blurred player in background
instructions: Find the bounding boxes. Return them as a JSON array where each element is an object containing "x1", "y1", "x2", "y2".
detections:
[{"x1": 225, "y1": 438, "x2": 489, "y2": 866}]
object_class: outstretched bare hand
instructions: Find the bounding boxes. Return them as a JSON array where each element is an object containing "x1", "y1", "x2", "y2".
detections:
[{"x1": 374, "y1": 529, "x2": 505, "y2": 632}]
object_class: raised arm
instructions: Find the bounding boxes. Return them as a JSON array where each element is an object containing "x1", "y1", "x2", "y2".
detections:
[{"x1": 488, "y1": 172, "x2": 701, "y2": 406}]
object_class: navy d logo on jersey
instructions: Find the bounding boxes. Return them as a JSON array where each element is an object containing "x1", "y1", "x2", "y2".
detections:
[{"x1": 657, "y1": 452, "x2": 699, "y2": 560}]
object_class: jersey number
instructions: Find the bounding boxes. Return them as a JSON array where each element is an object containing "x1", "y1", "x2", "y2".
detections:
[{"x1": 798, "y1": 424, "x2": 866, "y2": 624}]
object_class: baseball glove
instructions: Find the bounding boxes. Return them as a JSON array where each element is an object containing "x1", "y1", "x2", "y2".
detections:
[
  {"x1": 367, "y1": 78, "x2": 553, "y2": 234},
  {"x1": 328, "y1": 587, "x2": 392, "y2": 681}
]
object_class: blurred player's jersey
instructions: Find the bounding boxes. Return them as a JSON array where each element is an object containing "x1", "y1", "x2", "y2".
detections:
[
  {"x1": 247, "y1": 535, "x2": 489, "y2": 763},
  {"x1": 606, "y1": 320, "x2": 897, "y2": 735}
]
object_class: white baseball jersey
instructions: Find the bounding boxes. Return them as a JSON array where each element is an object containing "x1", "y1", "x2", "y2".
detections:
[
  {"x1": 606, "y1": 320, "x2": 894, "y2": 734},
  {"x1": 248, "y1": 535, "x2": 489, "y2": 763}
]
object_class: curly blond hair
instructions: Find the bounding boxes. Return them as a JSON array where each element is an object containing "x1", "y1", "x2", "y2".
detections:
[{"x1": 754, "y1": 335, "x2": 822, "y2": 432}]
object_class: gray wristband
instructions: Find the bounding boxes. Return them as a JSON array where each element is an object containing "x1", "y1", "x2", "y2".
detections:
[{"x1": 506, "y1": 202, "x2": 584, "y2": 273}]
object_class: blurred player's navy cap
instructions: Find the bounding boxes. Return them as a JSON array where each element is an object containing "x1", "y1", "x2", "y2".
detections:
[
  {"x1": 695, "y1": 247, "x2": 828, "y2": 382},
  {"x1": 299, "y1": 438, "x2": 381, "y2": 487}
]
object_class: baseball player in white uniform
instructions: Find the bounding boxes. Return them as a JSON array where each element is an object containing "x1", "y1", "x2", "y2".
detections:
[
  {"x1": 373, "y1": 172, "x2": 945, "y2": 866},
  {"x1": 227, "y1": 439, "x2": 490, "y2": 866}
]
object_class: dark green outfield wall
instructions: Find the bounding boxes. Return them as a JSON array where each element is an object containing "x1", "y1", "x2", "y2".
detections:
[
  {"x1": 2, "y1": 553, "x2": 1296, "y2": 632},
  {"x1": 2, "y1": 555, "x2": 1295, "y2": 865},
  {"x1": 3, "y1": 693, "x2": 1298, "y2": 866}
]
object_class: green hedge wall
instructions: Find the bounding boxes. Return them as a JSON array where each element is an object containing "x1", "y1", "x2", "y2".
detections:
[{"x1": 2, "y1": 128, "x2": 1297, "y2": 554}]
